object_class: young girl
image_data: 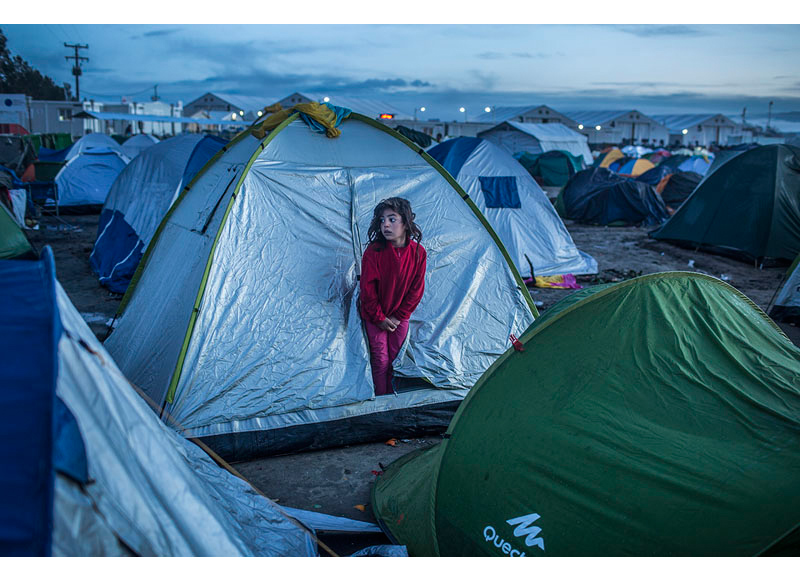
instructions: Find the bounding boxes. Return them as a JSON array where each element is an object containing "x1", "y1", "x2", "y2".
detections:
[{"x1": 360, "y1": 197, "x2": 427, "y2": 396}]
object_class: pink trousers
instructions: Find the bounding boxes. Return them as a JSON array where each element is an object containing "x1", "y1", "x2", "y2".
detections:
[{"x1": 364, "y1": 318, "x2": 409, "y2": 396}]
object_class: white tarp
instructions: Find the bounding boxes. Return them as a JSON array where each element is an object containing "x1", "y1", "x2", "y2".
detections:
[
  {"x1": 52, "y1": 282, "x2": 319, "y2": 556},
  {"x1": 485, "y1": 122, "x2": 593, "y2": 166},
  {"x1": 106, "y1": 116, "x2": 535, "y2": 441}
]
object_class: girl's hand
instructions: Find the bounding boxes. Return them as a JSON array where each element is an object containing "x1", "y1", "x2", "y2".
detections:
[
  {"x1": 388, "y1": 316, "x2": 402, "y2": 328},
  {"x1": 379, "y1": 318, "x2": 398, "y2": 332}
]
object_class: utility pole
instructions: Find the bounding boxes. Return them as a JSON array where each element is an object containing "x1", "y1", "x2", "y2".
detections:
[
  {"x1": 64, "y1": 43, "x2": 89, "y2": 101},
  {"x1": 152, "y1": 84, "x2": 159, "y2": 102}
]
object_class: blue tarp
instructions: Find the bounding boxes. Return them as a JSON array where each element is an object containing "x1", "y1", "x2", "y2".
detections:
[
  {"x1": 37, "y1": 146, "x2": 72, "y2": 163},
  {"x1": 479, "y1": 176, "x2": 521, "y2": 208}
]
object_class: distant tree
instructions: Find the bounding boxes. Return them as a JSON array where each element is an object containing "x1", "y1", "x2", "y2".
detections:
[{"x1": 0, "y1": 28, "x2": 69, "y2": 100}]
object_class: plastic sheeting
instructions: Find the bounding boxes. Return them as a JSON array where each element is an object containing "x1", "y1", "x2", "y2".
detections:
[
  {"x1": 106, "y1": 116, "x2": 534, "y2": 450},
  {"x1": 428, "y1": 138, "x2": 597, "y2": 277}
]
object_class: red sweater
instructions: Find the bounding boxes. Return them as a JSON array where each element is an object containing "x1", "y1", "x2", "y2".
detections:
[{"x1": 360, "y1": 240, "x2": 427, "y2": 324}]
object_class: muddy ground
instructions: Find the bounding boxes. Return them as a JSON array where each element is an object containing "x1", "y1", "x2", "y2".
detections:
[{"x1": 25, "y1": 211, "x2": 799, "y2": 555}]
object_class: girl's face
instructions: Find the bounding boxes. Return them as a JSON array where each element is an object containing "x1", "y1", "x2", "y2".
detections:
[{"x1": 380, "y1": 208, "x2": 407, "y2": 247}]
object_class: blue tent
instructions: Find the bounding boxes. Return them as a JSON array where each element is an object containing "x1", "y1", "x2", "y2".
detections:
[
  {"x1": 91, "y1": 134, "x2": 227, "y2": 293},
  {"x1": 54, "y1": 149, "x2": 128, "y2": 208}
]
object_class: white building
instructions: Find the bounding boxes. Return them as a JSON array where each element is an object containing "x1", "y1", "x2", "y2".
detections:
[
  {"x1": 650, "y1": 114, "x2": 740, "y2": 147},
  {"x1": 561, "y1": 110, "x2": 670, "y2": 147},
  {"x1": 474, "y1": 104, "x2": 575, "y2": 127},
  {"x1": 183, "y1": 92, "x2": 280, "y2": 121}
]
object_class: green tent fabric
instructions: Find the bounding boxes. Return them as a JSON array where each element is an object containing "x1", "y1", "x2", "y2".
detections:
[
  {"x1": 515, "y1": 150, "x2": 584, "y2": 187},
  {"x1": 373, "y1": 272, "x2": 800, "y2": 556},
  {"x1": 650, "y1": 145, "x2": 800, "y2": 263},
  {"x1": 0, "y1": 203, "x2": 33, "y2": 259}
]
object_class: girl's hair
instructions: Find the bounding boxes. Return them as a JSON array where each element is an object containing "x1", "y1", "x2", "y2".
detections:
[{"x1": 366, "y1": 197, "x2": 422, "y2": 247}]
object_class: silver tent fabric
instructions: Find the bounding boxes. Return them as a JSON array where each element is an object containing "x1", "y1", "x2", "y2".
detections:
[
  {"x1": 106, "y1": 117, "x2": 535, "y2": 440},
  {"x1": 53, "y1": 283, "x2": 318, "y2": 556},
  {"x1": 449, "y1": 139, "x2": 597, "y2": 277}
]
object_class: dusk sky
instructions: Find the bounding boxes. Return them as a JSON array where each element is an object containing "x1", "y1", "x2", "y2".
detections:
[{"x1": 4, "y1": 11, "x2": 800, "y2": 124}]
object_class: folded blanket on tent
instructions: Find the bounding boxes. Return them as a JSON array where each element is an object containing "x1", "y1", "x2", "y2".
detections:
[{"x1": 252, "y1": 102, "x2": 352, "y2": 139}]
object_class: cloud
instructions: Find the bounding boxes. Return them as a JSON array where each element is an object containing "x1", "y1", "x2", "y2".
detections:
[
  {"x1": 476, "y1": 51, "x2": 558, "y2": 60},
  {"x1": 142, "y1": 28, "x2": 182, "y2": 38},
  {"x1": 615, "y1": 25, "x2": 708, "y2": 38}
]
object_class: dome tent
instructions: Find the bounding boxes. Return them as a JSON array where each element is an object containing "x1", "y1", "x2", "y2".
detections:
[
  {"x1": 0, "y1": 249, "x2": 318, "y2": 556},
  {"x1": 651, "y1": 145, "x2": 800, "y2": 264},
  {"x1": 120, "y1": 133, "x2": 159, "y2": 159},
  {"x1": 104, "y1": 107, "x2": 536, "y2": 459},
  {"x1": 54, "y1": 148, "x2": 129, "y2": 209},
  {"x1": 372, "y1": 272, "x2": 800, "y2": 556},
  {"x1": 90, "y1": 134, "x2": 227, "y2": 293},
  {"x1": 427, "y1": 137, "x2": 597, "y2": 277}
]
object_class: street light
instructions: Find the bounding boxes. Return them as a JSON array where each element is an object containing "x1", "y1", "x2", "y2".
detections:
[
  {"x1": 595, "y1": 125, "x2": 602, "y2": 131},
  {"x1": 682, "y1": 129, "x2": 688, "y2": 135},
  {"x1": 578, "y1": 124, "x2": 584, "y2": 130},
  {"x1": 460, "y1": 107, "x2": 466, "y2": 122},
  {"x1": 323, "y1": 97, "x2": 330, "y2": 103},
  {"x1": 414, "y1": 106, "x2": 426, "y2": 121}
]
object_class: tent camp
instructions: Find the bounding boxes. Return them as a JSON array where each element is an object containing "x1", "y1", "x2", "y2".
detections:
[
  {"x1": 91, "y1": 134, "x2": 227, "y2": 293},
  {"x1": 651, "y1": 145, "x2": 800, "y2": 263},
  {"x1": 477, "y1": 122, "x2": 593, "y2": 166},
  {"x1": 771, "y1": 253, "x2": 800, "y2": 324},
  {"x1": 372, "y1": 272, "x2": 800, "y2": 556},
  {"x1": 0, "y1": 249, "x2": 320, "y2": 556},
  {"x1": 513, "y1": 150, "x2": 584, "y2": 187},
  {"x1": 427, "y1": 138, "x2": 597, "y2": 277},
  {"x1": 104, "y1": 106, "x2": 536, "y2": 459},
  {"x1": 120, "y1": 134, "x2": 159, "y2": 159},
  {"x1": 54, "y1": 148, "x2": 129, "y2": 209},
  {"x1": 555, "y1": 167, "x2": 669, "y2": 226}
]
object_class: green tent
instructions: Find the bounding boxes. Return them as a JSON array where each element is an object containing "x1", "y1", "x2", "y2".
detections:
[
  {"x1": 373, "y1": 272, "x2": 800, "y2": 556},
  {"x1": 0, "y1": 203, "x2": 34, "y2": 259},
  {"x1": 650, "y1": 145, "x2": 800, "y2": 263},
  {"x1": 514, "y1": 150, "x2": 584, "y2": 187}
]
